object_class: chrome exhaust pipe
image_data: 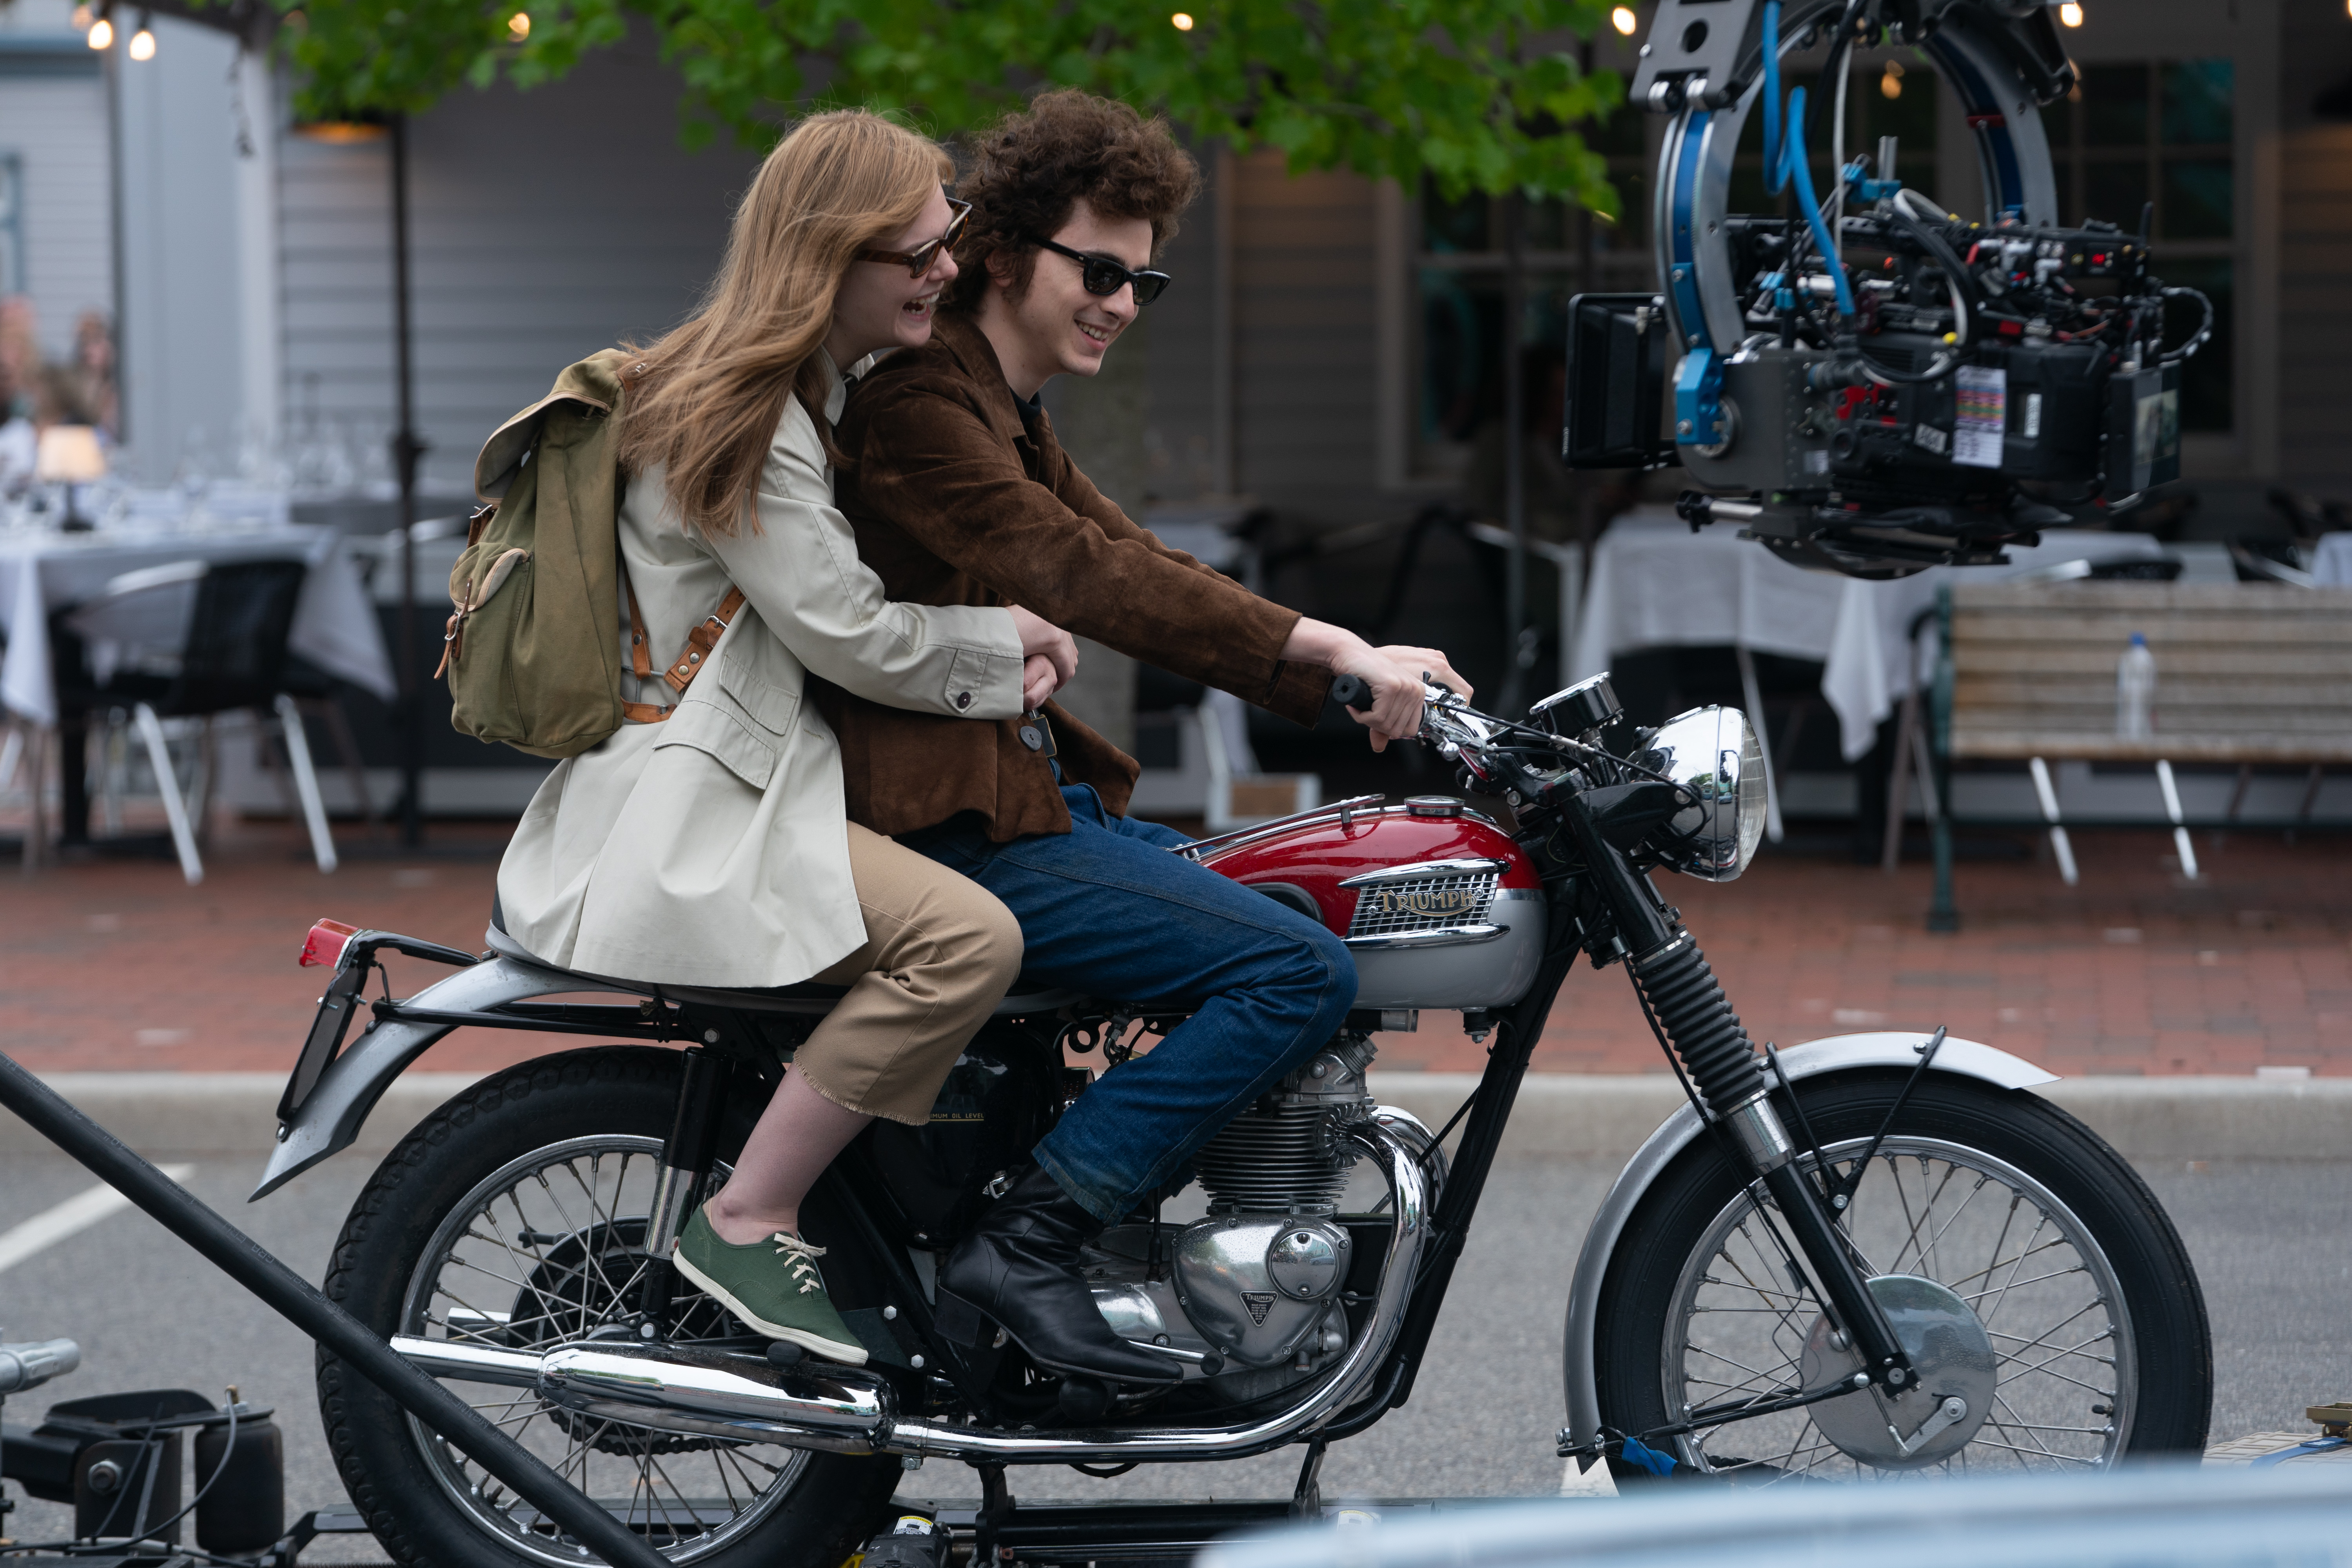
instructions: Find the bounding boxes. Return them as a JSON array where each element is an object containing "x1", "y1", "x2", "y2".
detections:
[
  {"x1": 386, "y1": 1120, "x2": 1430, "y2": 1465},
  {"x1": 387, "y1": 1335, "x2": 897, "y2": 1455}
]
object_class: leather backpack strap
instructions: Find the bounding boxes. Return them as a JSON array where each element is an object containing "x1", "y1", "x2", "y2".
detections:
[
  {"x1": 661, "y1": 586, "x2": 748, "y2": 695},
  {"x1": 620, "y1": 583, "x2": 747, "y2": 724},
  {"x1": 622, "y1": 561, "x2": 655, "y2": 682}
]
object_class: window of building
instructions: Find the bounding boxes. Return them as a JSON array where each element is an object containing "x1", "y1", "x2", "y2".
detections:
[
  {"x1": 2048, "y1": 60, "x2": 2236, "y2": 432},
  {"x1": 1410, "y1": 101, "x2": 1653, "y2": 481},
  {"x1": 0, "y1": 155, "x2": 23, "y2": 298}
]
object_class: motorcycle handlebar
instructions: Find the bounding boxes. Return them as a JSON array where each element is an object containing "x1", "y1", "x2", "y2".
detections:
[{"x1": 1330, "y1": 673, "x2": 1373, "y2": 711}]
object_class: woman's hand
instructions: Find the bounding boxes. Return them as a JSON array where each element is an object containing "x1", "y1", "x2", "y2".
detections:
[
  {"x1": 1021, "y1": 654, "x2": 1062, "y2": 711},
  {"x1": 1373, "y1": 646, "x2": 1470, "y2": 702},
  {"x1": 1281, "y1": 618, "x2": 1460, "y2": 752},
  {"x1": 1007, "y1": 607, "x2": 1077, "y2": 709}
]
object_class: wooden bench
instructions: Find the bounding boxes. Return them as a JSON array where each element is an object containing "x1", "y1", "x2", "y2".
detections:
[{"x1": 1913, "y1": 581, "x2": 2352, "y2": 927}]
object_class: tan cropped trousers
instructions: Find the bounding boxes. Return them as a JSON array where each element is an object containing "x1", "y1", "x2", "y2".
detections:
[{"x1": 792, "y1": 821, "x2": 1022, "y2": 1125}]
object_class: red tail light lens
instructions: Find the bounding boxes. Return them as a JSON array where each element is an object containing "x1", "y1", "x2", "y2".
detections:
[{"x1": 299, "y1": 918, "x2": 361, "y2": 968}]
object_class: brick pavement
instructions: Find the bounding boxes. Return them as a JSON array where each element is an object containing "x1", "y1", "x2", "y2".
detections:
[{"x1": 2, "y1": 815, "x2": 2346, "y2": 1078}]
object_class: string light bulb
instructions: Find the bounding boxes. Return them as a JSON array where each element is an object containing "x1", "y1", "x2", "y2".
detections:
[
  {"x1": 128, "y1": 12, "x2": 155, "y2": 58},
  {"x1": 506, "y1": 10, "x2": 528, "y2": 37},
  {"x1": 1170, "y1": 11, "x2": 1192, "y2": 28},
  {"x1": 85, "y1": 13, "x2": 112, "y2": 47},
  {"x1": 1880, "y1": 59, "x2": 1904, "y2": 99},
  {"x1": 2058, "y1": 2, "x2": 2083, "y2": 25},
  {"x1": 1611, "y1": 5, "x2": 1638, "y2": 35},
  {"x1": 70, "y1": 3, "x2": 91, "y2": 28}
]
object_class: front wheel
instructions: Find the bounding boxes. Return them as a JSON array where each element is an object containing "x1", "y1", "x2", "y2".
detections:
[
  {"x1": 1590, "y1": 1071, "x2": 2210, "y2": 1485},
  {"x1": 317, "y1": 1047, "x2": 903, "y2": 1567}
]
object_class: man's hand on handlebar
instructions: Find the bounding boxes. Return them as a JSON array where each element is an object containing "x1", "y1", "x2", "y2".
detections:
[
  {"x1": 1282, "y1": 619, "x2": 1463, "y2": 753},
  {"x1": 1007, "y1": 607, "x2": 1078, "y2": 710}
]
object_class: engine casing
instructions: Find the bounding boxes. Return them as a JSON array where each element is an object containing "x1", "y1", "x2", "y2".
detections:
[{"x1": 1198, "y1": 803, "x2": 1546, "y2": 1011}]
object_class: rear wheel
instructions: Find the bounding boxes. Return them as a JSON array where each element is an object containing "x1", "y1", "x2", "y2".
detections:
[
  {"x1": 1591, "y1": 1072, "x2": 2210, "y2": 1484},
  {"x1": 318, "y1": 1047, "x2": 902, "y2": 1567}
]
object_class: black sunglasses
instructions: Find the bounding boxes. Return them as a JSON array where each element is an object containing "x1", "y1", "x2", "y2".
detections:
[
  {"x1": 1028, "y1": 235, "x2": 1172, "y2": 306},
  {"x1": 856, "y1": 195, "x2": 972, "y2": 277}
]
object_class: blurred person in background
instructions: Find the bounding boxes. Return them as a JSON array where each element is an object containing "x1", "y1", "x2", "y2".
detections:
[
  {"x1": 51, "y1": 311, "x2": 118, "y2": 439},
  {"x1": 0, "y1": 296, "x2": 38, "y2": 491}
]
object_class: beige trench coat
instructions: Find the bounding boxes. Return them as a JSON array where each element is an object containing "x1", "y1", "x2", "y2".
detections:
[{"x1": 495, "y1": 354, "x2": 1027, "y2": 986}]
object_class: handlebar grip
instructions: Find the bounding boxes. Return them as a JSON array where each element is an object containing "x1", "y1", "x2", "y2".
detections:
[{"x1": 1329, "y1": 674, "x2": 1374, "y2": 711}]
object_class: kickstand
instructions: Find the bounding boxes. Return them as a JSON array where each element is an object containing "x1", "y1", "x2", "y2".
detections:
[
  {"x1": 1290, "y1": 1438, "x2": 1327, "y2": 1520},
  {"x1": 974, "y1": 1463, "x2": 1016, "y2": 1564}
]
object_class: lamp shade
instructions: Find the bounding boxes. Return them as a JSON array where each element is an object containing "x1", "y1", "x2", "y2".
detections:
[{"x1": 36, "y1": 424, "x2": 108, "y2": 483}]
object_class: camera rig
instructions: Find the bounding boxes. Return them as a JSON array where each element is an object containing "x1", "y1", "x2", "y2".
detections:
[{"x1": 1564, "y1": 0, "x2": 2212, "y2": 578}]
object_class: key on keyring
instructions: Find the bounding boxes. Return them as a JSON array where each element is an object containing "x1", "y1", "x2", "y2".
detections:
[{"x1": 1017, "y1": 710, "x2": 1058, "y2": 759}]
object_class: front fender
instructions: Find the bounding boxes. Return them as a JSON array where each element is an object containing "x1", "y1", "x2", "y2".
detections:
[
  {"x1": 1558, "y1": 1032, "x2": 2057, "y2": 1460},
  {"x1": 249, "y1": 956, "x2": 645, "y2": 1201}
]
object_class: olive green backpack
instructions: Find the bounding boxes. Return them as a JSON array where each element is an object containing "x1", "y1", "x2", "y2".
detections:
[{"x1": 440, "y1": 350, "x2": 741, "y2": 759}]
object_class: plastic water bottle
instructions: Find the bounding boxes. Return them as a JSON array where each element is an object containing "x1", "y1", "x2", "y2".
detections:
[{"x1": 2117, "y1": 632, "x2": 2156, "y2": 739}]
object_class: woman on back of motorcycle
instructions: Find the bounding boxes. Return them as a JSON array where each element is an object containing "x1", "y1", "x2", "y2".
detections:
[{"x1": 494, "y1": 110, "x2": 1078, "y2": 1369}]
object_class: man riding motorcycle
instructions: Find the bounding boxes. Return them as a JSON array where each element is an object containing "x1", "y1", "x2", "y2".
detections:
[{"x1": 820, "y1": 88, "x2": 1466, "y2": 1387}]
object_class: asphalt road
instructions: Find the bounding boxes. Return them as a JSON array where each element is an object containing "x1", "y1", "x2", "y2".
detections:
[{"x1": 0, "y1": 1145, "x2": 2343, "y2": 1557}]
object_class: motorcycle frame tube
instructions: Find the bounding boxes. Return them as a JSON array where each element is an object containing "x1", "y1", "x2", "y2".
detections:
[{"x1": 1557, "y1": 1034, "x2": 2063, "y2": 1459}]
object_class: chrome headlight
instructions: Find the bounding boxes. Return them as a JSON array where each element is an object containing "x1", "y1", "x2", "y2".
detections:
[{"x1": 1642, "y1": 706, "x2": 1766, "y2": 881}]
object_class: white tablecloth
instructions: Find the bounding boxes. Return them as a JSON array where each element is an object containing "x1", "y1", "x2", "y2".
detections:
[
  {"x1": 2313, "y1": 533, "x2": 2352, "y2": 586},
  {"x1": 1570, "y1": 508, "x2": 1852, "y2": 679},
  {"x1": 0, "y1": 524, "x2": 396, "y2": 726},
  {"x1": 1571, "y1": 510, "x2": 2168, "y2": 760}
]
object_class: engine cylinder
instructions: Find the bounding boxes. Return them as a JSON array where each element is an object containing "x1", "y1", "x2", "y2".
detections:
[{"x1": 1191, "y1": 1035, "x2": 1376, "y2": 1212}]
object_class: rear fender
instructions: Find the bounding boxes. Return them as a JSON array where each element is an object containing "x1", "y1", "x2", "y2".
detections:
[
  {"x1": 1558, "y1": 1033, "x2": 2059, "y2": 1459},
  {"x1": 250, "y1": 955, "x2": 645, "y2": 1201}
]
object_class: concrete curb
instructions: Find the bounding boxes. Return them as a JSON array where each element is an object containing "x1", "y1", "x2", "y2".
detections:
[{"x1": 5, "y1": 1071, "x2": 2348, "y2": 1165}]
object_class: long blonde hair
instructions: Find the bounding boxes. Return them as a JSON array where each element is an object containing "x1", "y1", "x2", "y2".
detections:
[{"x1": 618, "y1": 111, "x2": 953, "y2": 537}]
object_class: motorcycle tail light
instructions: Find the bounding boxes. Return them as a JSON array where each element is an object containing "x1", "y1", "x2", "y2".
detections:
[{"x1": 299, "y1": 918, "x2": 361, "y2": 968}]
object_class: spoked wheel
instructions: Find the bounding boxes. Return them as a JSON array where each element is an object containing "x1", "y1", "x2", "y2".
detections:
[
  {"x1": 1591, "y1": 1072, "x2": 2210, "y2": 1485},
  {"x1": 319, "y1": 1048, "x2": 901, "y2": 1567}
]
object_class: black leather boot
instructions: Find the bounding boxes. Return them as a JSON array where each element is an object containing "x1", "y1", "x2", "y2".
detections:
[{"x1": 935, "y1": 1165, "x2": 1180, "y2": 1385}]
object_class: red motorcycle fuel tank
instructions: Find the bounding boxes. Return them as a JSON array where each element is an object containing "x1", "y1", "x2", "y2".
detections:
[{"x1": 1195, "y1": 798, "x2": 1547, "y2": 1012}]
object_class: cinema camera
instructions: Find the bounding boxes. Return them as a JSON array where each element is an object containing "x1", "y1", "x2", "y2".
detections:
[{"x1": 1565, "y1": 0, "x2": 2213, "y2": 578}]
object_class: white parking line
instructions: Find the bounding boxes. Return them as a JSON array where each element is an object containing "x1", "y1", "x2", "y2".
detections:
[{"x1": 0, "y1": 1167, "x2": 196, "y2": 1276}]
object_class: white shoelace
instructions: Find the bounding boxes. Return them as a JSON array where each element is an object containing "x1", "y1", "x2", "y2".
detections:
[{"x1": 770, "y1": 1232, "x2": 827, "y2": 1296}]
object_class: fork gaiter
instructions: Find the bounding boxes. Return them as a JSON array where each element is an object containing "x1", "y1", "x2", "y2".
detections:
[{"x1": 1630, "y1": 935, "x2": 1768, "y2": 1117}]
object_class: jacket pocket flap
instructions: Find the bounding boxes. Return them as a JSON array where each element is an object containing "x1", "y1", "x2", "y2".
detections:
[
  {"x1": 652, "y1": 700, "x2": 777, "y2": 790},
  {"x1": 717, "y1": 639, "x2": 802, "y2": 734}
]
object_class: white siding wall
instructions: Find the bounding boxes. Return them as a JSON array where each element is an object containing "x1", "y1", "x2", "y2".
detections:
[
  {"x1": 0, "y1": 55, "x2": 113, "y2": 365},
  {"x1": 276, "y1": 28, "x2": 760, "y2": 501},
  {"x1": 113, "y1": 16, "x2": 256, "y2": 476}
]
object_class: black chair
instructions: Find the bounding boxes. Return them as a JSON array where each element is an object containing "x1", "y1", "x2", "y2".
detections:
[{"x1": 51, "y1": 558, "x2": 337, "y2": 882}]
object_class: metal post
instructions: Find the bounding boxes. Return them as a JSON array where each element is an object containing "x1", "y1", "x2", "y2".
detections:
[
  {"x1": 0, "y1": 1053, "x2": 668, "y2": 1568},
  {"x1": 1501, "y1": 191, "x2": 1529, "y2": 713},
  {"x1": 390, "y1": 113, "x2": 424, "y2": 849}
]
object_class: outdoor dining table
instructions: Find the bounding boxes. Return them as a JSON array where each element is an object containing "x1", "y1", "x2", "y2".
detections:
[
  {"x1": 0, "y1": 518, "x2": 397, "y2": 727},
  {"x1": 2, "y1": 515, "x2": 398, "y2": 859}
]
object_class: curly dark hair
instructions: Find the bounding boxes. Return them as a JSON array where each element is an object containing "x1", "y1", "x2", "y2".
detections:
[{"x1": 945, "y1": 89, "x2": 1202, "y2": 313}]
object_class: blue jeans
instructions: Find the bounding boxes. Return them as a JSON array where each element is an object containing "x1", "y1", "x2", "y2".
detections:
[{"x1": 910, "y1": 785, "x2": 1357, "y2": 1224}]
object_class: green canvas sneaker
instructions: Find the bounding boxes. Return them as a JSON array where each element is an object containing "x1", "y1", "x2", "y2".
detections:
[{"x1": 671, "y1": 1206, "x2": 867, "y2": 1365}]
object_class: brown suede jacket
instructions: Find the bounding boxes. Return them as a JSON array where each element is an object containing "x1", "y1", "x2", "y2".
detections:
[{"x1": 820, "y1": 314, "x2": 1331, "y2": 841}]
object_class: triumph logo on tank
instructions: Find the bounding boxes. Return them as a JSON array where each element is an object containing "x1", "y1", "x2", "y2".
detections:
[
  {"x1": 1370, "y1": 886, "x2": 1477, "y2": 917},
  {"x1": 1241, "y1": 1292, "x2": 1278, "y2": 1325}
]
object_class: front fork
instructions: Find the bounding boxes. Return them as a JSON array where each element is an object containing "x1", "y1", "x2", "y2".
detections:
[{"x1": 1562, "y1": 796, "x2": 1917, "y2": 1394}]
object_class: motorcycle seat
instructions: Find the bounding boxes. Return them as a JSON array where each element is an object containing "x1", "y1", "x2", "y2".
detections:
[{"x1": 485, "y1": 898, "x2": 1085, "y2": 1018}]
